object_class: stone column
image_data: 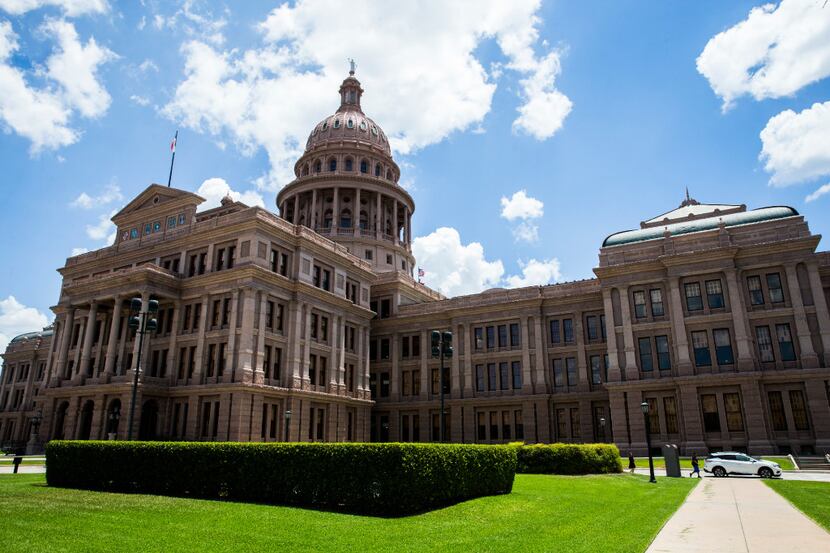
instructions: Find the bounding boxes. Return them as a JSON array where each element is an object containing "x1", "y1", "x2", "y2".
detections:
[
  {"x1": 785, "y1": 264, "x2": 819, "y2": 368},
  {"x1": 574, "y1": 313, "x2": 588, "y2": 391},
  {"x1": 608, "y1": 390, "x2": 629, "y2": 452},
  {"x1": 618, "y1": 286, "x2": 639, "y2": 379},
  {"x1": 191, "y1": 295, "x2": 210, "y2": 384},
  {"x1": 329, "y1": 315, "x2": 340, "y2": 393},
  {"x1": 302, "y1": 305, "x2": 312, "y2": 388},
  {"x1": 806, "y1": 262, "x2": 830, "y2": 365},
  {"x1": 805, "y1": 378, "x2": 830, "y2": 452},
  {"x1": 310, "y1": 189, "x2": 317, "y2": 229},
  {"x1": 420, "y1": 330, "x2": 429, "y2": 399},
  {"x1": 393, "y1": 200, "x2": 399, "y2": 244},
  {"x1": 254, "y1": 293, "x2": 267, "y2": 385},
  {"x1": 602, "y1": 288, "x2": 621, "y2": 382},
  {"x1": 77, "y1": 301, "x2": 98, "y2": 380},
  {"x1": 222, "y1": 291, "x2": 240, "y2": 383},
  {"x1": 667, "y1": 277, "x2": 693, "y2": 375},
  {"x1": 129, "y1": 293, "x2": 150, "y2": 374},
  {"x1": 115, "y1": 308, "x2": 129, "y2": 376},
  {"x1": 626, "y1": 391, "x2": 647, "y2": 454},
  {"x1": 363, "y1": 327, "x2": 372, "y2": 398},
  {"x1": 390, "y1": 331, "x2": 400, "y2": 400},
  {"x1": 103, "y1": 296, "x2": 122, "y2": 376},
  {"x1": 165, "y1": 301, "x2": 181, "y2": 383},
  {"x1": 235, "y1": 289, "x2": 256, "y2": 383},
  {"x1": 292, "y1": 194, "x2": 299, "y2": 224},
  {"x1": 533, "y1": 316, "x2": 546, "y2": 393},
  {"x1": 678, "y1": 385, "x2": 706, "y2": 455},
  {"x1": 354, "y1": 188, "x2": 361, "y2": 233},
  {"x1": 286, "y1": 300, "x2": 304, "y2": 388},
  {"x1": 54, "y1": 307, "x2": 76, "y2": 382},
  {"x1": 462, "y1": 323, "x2": 473, "y2": 398},
  {"x1": 521, "y1": 317, "x2": 533, "y2": 393},
  {"x1": 338, "y1": 316, "x2": 346, "y2": 390},
  {"x1": 375, "y1": 193, "x2": 382, "y2": 239},
  {"x1": 332, "y1": 187, "x2": 339, "y2": 232},
  {"x1": 724, "y1": 268, "x2": 754, "y2": 370},
  {"x1": 450, "y1": 325, "x2": 461, "y2": 399},
  {"x1": 740, "y1": 380, "x2": 774, "y2": 455}
]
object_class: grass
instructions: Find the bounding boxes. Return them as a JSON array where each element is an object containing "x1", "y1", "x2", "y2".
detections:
[
  {"x1": 628, "y1": 455, "x2": 796, "y2": 471},
  {"x1": 765, "y1": 480, "x2": 830, "y2": 532},
  {"x1": 0, "y1": 473, "x2": 696, "y2": 552}
]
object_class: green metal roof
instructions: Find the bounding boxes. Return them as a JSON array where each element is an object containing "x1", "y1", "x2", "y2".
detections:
[
  {"x1": 9, "y1": 328, "x2": 54, "y2": 344},
  {"x1": 602, "y1": 206, "x2": 799, "y2": 247}
]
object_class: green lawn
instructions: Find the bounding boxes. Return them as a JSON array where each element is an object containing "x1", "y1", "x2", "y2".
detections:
[
  {"x1": 0, "y1": 473, "x2": 696, "y2": 552},
  {"x1": 765, "y1": 480, "x2": 830, "y2": 532},
  {"x1": 629, "y1": 455, "x2": 796, "y2": 471}
]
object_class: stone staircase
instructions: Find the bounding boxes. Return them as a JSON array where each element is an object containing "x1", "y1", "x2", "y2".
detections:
[{"x1": 793, "y1": 455, "x2": 830, "y2": 471}]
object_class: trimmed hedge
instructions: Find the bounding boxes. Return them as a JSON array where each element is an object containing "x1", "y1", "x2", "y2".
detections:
[
  {"x1": 516, "y1": 443, "x2": 622, "y2": 475},
  {"x1": 46, "y1": 441, "x2": 516, "y2": 516}
]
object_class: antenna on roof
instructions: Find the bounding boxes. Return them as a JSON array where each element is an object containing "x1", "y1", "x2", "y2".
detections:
[
  {"x1": 685, "y1": 186, "x2": 691, "y2": 202},
  {"x1": 348, "y1": 58, "x2": 356, "y2": 76}
]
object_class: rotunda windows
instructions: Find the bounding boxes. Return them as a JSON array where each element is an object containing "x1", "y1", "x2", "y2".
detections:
[
  {"x1": 386, "y1": 169, "x2": 392, "y2": 180},
  {"x1": 345, "y1": 157, "x2": 354, "y2": 171},
  {"x1": 328, "y1": 158, "x2": 337, "y2": 172},
  {"x1": 371, "y1": 125, "x2": 378, "y2": 136},
  {"x1": 375, "y1": 163, "x2": 382, "y2": 177},
  {"x1": 347, "y1": 119, "x2": 354, "y2": 129},
  {"x1": 302, "y1": 164, "x2": 309, "y2": 176},
  {"x1": 314, "y1": 160, "x2": 322, "y2": 173},
  {"x1": 322, "y1": 121, "x2": 328, "y2": 131},
  {"x1": 360, "y1": 159, "x2": 368, "y2": 174},
  {"x1": 359, "y1": 121, "x2": 367, "y2": 131},
  {"x1": 334, "y1": 119, "x2": 341, "y2": 129}
]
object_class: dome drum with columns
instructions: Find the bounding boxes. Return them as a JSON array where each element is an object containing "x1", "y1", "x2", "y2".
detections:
[{"x1": 277, "y1": 69, "x2": 415, "y2": 275}]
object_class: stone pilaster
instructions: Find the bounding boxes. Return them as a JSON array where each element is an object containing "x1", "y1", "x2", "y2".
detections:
[
  {"x1": 785, "y1": 264, "x2": 819, "y2": 368},
  {"x1": 724, "y1": 268, "x2": 754, "y2": 370}
]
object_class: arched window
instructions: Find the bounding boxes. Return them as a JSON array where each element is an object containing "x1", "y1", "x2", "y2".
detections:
[
  {"x1": 347, "y1": 119, "x2": 354, "y2": 129},
  {"x1": 302, "y1": 164, "x2": 309, "y2": 176},
  {"x1": 340, "y1": 208, "x2": 352, "y2": 229},
  {"x1": 329, "y1": 158, "x2": 337, "y2": 172},
  {"x1": 360, "y1": 159, "x2": 368, "y2": 173},
  {"x1": 323, "y1": 209, "x2": 333, "y2": 229},
  {"x1": 345, "y1": 157, "x2": 353, "y2": 171},
  {"x1": 333, "y1": 119, "x2": 341, "y2": 129},
  {"x1": 360, "y1": 210, "x2": 369, "y2": 230},
  {"x1": 386, "y1": 169, "x2": 392, "y2": 180},
  {"x1": 375, "y1": 163, "x2": 382, "y2": 177},
  {"x1": 314, "y1": 160, "x2": 322, "y2": 173}
]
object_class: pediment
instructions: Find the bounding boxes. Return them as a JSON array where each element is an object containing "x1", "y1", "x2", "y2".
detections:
[{"x1": 112, "y1": 184, "x2": 205, "y2": 224}]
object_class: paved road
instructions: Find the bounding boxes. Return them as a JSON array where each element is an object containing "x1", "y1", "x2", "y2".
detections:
[
  {"x1": 633, "y1": 467, "x2": 830, "y2": 482},
  {"x1": 647, "y1": 477, "x2": 830, "y2": 552},
  {"x1": 0, "y1": 464, "x2": 45, "y2": 474}
]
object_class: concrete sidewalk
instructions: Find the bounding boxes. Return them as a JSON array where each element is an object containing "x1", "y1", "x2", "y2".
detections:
[
  {"x1": 647, "y1": 477, "x2": 830, "y2": 552},
  {"x1": 634, "y1": 467, "x2": 830, "y2": 482}
]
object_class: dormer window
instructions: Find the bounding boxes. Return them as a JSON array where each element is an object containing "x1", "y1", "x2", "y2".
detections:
[
  {"x1": 347, "y1": 119, "x2": 354, "y2": 128},
  {"x1": 334, "y1": 119, "x2": 341, "y2": 129},
  {"x1": 322, "y1": 121, "x2": 328, "y2": 131},
  {"x1": 371, "y1": 125, "x2": 378, "y2": 136},
  {"x1": 359, "y1": 121, "x2": 367, "y2": 131}
]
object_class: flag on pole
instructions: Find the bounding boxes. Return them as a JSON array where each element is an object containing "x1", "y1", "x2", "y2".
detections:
[
  {"x1": 170, "y1": 134, "x2": 177, "y2": 153},
  {"x1": 167, "y1": 130, "x2": 178, "y2": 187},
  {"x1": 418, "y1": 267, "x2": 425, "y2": 277}
]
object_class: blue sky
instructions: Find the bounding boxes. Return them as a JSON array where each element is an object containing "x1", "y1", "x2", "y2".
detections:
[{"x1": 1, "y1": 0, "x2": 829, "y2": 347}]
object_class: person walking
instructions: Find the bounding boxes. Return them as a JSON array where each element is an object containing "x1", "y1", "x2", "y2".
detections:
[
  {"x1": 628, "y1": 451, "x2": 636, "y2": 474},
  {"x1": 690, "y1": 453, "x2": 701, "y2": 478}
]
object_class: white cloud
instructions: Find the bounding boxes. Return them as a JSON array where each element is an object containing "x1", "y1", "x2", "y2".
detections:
[
  {"x1": 500, "y1": 189, "x2": 543, "y2": 220},
  {"x1": 0, "y1": 18, "x2": 114, "y2": 152},
  {"x1": 164, "y1": 0, "x2": 570, "y2": 191},
  {"x1": 0, "y1": 0, "x2": 107, "y2": 17},
  {"x1": 85, "y1": 209, "x2": 115, "y2": 241},
  {"x1": 129, "y1": 94, "x2": 149, "y2": 106},
  {"x1": 512, "y1": 221, "x2": 539, "y2": 243},
  {"x1": 413, "y1": 226, "x2": 561, "y2": 296},
  {"x1": 760, "y1": 101, "x2": 830, "y2": 187},
  {"x1": 196, "y1": 177, "x2": 265, "y2": 210},
  {"x1": 69, "y1": 182, "x2": 122, "y2": 208},
  {"x1": 413, "y1": 227, "x2": 505, "y2": 297},
  {"x1": 504, "y1": 258, "x2": 561, "y2": 288},
  {"x1": 0, "y1": 295, "x2": 50, "y2": 353},
  {"x1": 805, "y1": 182, "x2": 830, "y2": 203},
  {"x1": 136, "y1": 15, "x2": 145, "y2": 30},
  {"x1": 138, "y1": 59, "x2": 158, "y2": 72},
  {"x1": 697, "y1": 0, "x2": 830, "y2": 110},
  {"x1": 70, "y1": 246, "x2": 88, "y2": 255}
]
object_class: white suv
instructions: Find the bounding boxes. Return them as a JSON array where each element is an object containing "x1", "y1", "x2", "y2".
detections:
[{"x1": 704, "y1": 452, "x2": 782, "y2": 478}]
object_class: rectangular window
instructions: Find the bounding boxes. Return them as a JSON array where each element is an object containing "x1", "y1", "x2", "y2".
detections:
[
  {"x1": 550, "y1": 319, "x2": 561, "y2": 344},
  {"x1": 514, "y1": 410, "x2": 524, "y2": 440},
  {"x1": 499, "y1": 362, "x2": 509, "y2": 390},
  {"x1": 502, "y1": 411, "x2": 511, "y2": 441},
  {"x1": 724, "y1": 392, "x2": 744, "y2": 432},
  {"x1": 684, "y1": 282, "x2": 703, "y2": 311},
  {"x1": 476, "y1": 364, "x2": 485, "y2": 392},
  {"x1": 380, "y1": 338, "x2": 390, "y2": 360},
  {"x1": 638, "y1": 337, "x2": 653, "y2": 372},
  {"x1": 401, "y1": 370, "x2": 410, "y2": 396},
  {"x1": 664, "y1": 396, "x2": 678, "y2": 434},
  {"x1": 789, "y1": 390, "x2": 809, "y2": 430},
  {"x1": 650, "y1": 289, "x2": 664, "y2": 317},
  {"x1": 767, "y1": 273, "x2": 784, "y2": 304},
  {"x1": 478, "y1": 412, "x2": 486, "y2": 440},
  {"x1": 633, "y1": 290, "x2": 647, "y2": 318},
  {"x1": 490, "y1": 412, "x2": 499, "y2": 441},
  {"x1": 380, "y1": 372, "x2": 389, "y2": 397},
  {"x1": 566, "y1": 357, "x2": 577, "y2": 386},
  {"x1": 692, "y1": 331, "x2": 711, "y2": 367},
  {"x1": 486, "y1": 326, "x2": 495, "y2": 349},
  {"x1": 706, "y1": 279, "x2": 724, "y2": 309},
  {"x1": 776, "y1": 323, "x2": 796, "y2": 361},
  {"x1": 768, "y1": 391, "x2": 788, "y2": 431},
  {"x1": 512, "y1": 361, "x2": 522, "y2": 389},
  {"x1": 570, "y1": 408, "x2": 580, "y2": 440},
  {"x1": 756, "y1": 326, "x2": 775, "y2": 362},
  {"x1": 590, "y1": 355, "x2": 602, "y2": 385},
  {"x1": 600, "y1": 314, "x2": 607, "y2": 341},
  {"x1": 586, "y1": 315, "x2": 599, "y2": 340},
  {"x1": 498, "y1": 325, "x2": 508, "y2": 348},
  {"x1": 563, "y1": 319, "x2": 574, "y2": 342},
  {"x1": 655, "y1": 335, "x2": 671, "y2": 370},
  {"x1": 510, "y1": 323, "x2": 520, "y2": 347},
  {"x1": 411, "y1": 335, "x2": 420, "y2": 357},
  {"x1": 431, "y1": 369, "x2": 439, "y2": 395},
  {"x1": 556, "y1": 408, "x2": 567, "y2": 439},
  {"x1": 553, "y1": 359, "x2": 564, "y2": 388},
  {"x1": 646, "y1": 398, "x2": 660, "y2": 434},
  {"x1": 412, "y1": 370, "x2": 420, "y2": 396},
  {"x1": 401, "y1": 336, "x2": 410, "y2": 358},
  {"x1": 487, "y1": 363, "x2": 497, "y2": 391},
  {"x1": 474, "y1": 327, "x2": 483, "y2": 350},
  {"x1": 701, "y1": 394, "x2": 721, "y2": 432},
  {"x1": 747, "y1": 275, "x2": 764, "y2": 305},
  {"x1": 713, "y1": 328, "x2": 734, "y2": 365}
]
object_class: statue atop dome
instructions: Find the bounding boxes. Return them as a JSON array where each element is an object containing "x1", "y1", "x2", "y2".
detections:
[{"x1": 348, "y1": 58, "x2": 356, "y2": 76}]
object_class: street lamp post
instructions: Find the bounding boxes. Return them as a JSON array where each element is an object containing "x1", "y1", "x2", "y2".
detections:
[
  {"x1": 126, "y1": 297, "x2": 158, "y2": 441},
  {"x1": 641, "y1": 401, "x2": 656, "y2": 483},
  {"x1": 26, "y1": 409, "x2": 43, "y2": 454},
  {"x1": 430, "y1": 330, "x2": 453, "y2": 442},
  {"x1": 599, "y1": 417, "x2": 606, "y2": 442},
  {"x1": 284, "y1": 409, "x2": 292, "y2": 442}
]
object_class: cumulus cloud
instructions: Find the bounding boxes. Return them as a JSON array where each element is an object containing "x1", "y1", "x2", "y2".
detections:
[
  {"x1": 163, "y1": 0, "x2": 570, "y2": 191},
  {"x1": 69, "y1": 182, "x2": 122, "y2": 209},
  {"x1": 0, "y1": 18, "x2": 115, "y2": 152},
  {"x1": 805, "y1": 183, "x2": 830, "y2": 203},
  {"x1": 129, "y1": 94, "x2": 149, "y2": 106},
  {"x1": 70, "y1": 246, "x2": 88, "y2": 255},
  {"x1": 0, "y1": 0, "x2": 107, "y2": 17},
  {"x1": 85, "y1": 208, "x2": 116, "y2": 243},
  {"x1": 504, "y1": 258, "x2": 561, "y2": 288},
  {"x1": 697, "y1": 0, "x2": 830, "y2": 110},
  {"x1": 0, "y1": 295, "x2": 50, "y2": 353},
  {"x1": 413, "y1": 226, "x2": 561, "y2": 296},
  {"x1": 500, "y1": 189, "x2": 543, "y2": 242},
  {"x1": 196, "y1": 177, "x2": 265, "y2": 210},
  {"x1": 760, "y1": 101, "x2": 830, "y2": 187}
]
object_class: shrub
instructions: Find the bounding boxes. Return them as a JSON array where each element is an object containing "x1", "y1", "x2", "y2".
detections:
[
  {"x1": 516, "y1": 443, "x2": 622, "y2": 475},
  {"x1": 46, "y1": 441, "x2": 516, "y2": 516}
]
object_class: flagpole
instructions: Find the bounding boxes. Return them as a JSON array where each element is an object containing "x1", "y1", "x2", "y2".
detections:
[{"x1": 167, "y1": 130, "x2": 178, "y2": 187}]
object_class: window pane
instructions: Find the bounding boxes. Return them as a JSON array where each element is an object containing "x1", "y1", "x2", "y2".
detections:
[
  {"x1": 701, "y1": 394, "x2": 721, "y2": 432},
  {"x1": 638, "y1": 337, "x2": 653, "y2": 371},
  {"x1": 768, "y1": 391, "x2": 787, "y2": 431},
  {"x1": 563, "y1": 319, "x2": 574, "y2": 342},
  {"x1": 767, "y1": 273, "x2": 784, "y2": 303},
  {"x1": 650, "y1": 289, "x2": 664, "y2": 317},
  {"x1": 685, "y1": 282, "x2": 703, "y2": 311},
  {"x1": 776, "y1": 323, "x2": 796, "y2": 361},
  {"x1": 646, "y1": 398, "x2": 660, "y2": 434},
  {"x1": 663, "y1": 397, "x2": 678, "y2": 433},
  {"x1": 633, "y1": 291, "x2": 646, "y2": 318},
  {"x1": 512, "y1": 361, "x2": 522, "y2": 389},
  {"x1": 655, "y1": 335, "x2": 671, "y2": 370},
  {"x1": 789, "y1": 390, "x2": 809, "y2": 430},
  {"x1": 756, "y1": 326, "x2": 775, "y2": 362},
  {"x1": 550, "y1": 320, "x2": 560, "y2": 344},
  {"x1": 713, "y1": 329, "x2": 734, "y2": 365},
  {"x1": 747, "y1": 275, "x2": 764, "y2": 305},
  {"x1": 566, "y1": 357, "x2": 577, "y2": 386},
  {"x1": 499, "y1": 362, "x2": 509, "y2": 390},
  {"x1": 705, "y1": 279, "x2": 724, "y2": 308},
  {"x1": 553, "y1": 359, "x2": 564, "y2": 387},
  {"x1": 724, "y1": 392, "x2": 744, "y2": 432},
  {"x1": 590, "y1": 355, "x2": 601, "y2": 385},
  {"x1": 692, "y1": 330, "x2": 712, "y2": 367}
]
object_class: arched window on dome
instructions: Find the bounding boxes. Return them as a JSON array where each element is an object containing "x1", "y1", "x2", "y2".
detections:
[
  {"x1": 359, "y1": 159, "x2": 368, "y2": 174},
  {"x1": 345, "y1": 157, "x2": 354, "y2": 172},
  {"x1": 359, "y1": 210, "x2": 368, "y2": 230},
  {"x1": 302, "y1": 164, "x2": 309, "y2": 176},
  {"x1": 314, "y1": 160, "x2": 322, "y2": 173},
  {"x1": 386, "y1": 169, "x2": 392, "y2": 180},
  {"x1": 323, "y1": 209, "x2": 333, "y2": 229},
  {"x1": 340, "y1": 208, "x2": 352, "y2": 229},
  {"x1": 329, "y1": 158, "x2": 337, "y2": 172},
  {"x1": 374, "y1": 163, "x2": 382, "y2": 177},
  {"x1": 334, "y1": 119, "x2": 341, "y2": 129},
  {"x1": 347, "y1": 119, "x2": 354, "y2": 129},
  {"x1": 349, "y1": 90, "x2": 356, "y2": 103}
]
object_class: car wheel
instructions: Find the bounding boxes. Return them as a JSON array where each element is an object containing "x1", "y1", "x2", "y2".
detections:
[
  {"x1": 758, "y1": 467, "x2": 773, "y2": 479},
  {"x1": 713, "y1": 466, "x2": 726, "y2": 477}
]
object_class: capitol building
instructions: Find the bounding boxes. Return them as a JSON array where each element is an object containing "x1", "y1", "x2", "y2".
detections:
[{"x1": 2, "y1": 70, "x2": 830, "y2": 457}]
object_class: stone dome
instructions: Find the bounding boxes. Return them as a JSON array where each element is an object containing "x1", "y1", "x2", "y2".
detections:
[{"x1": 304, "y1": 73, "x2": 392, "y2": 157}]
